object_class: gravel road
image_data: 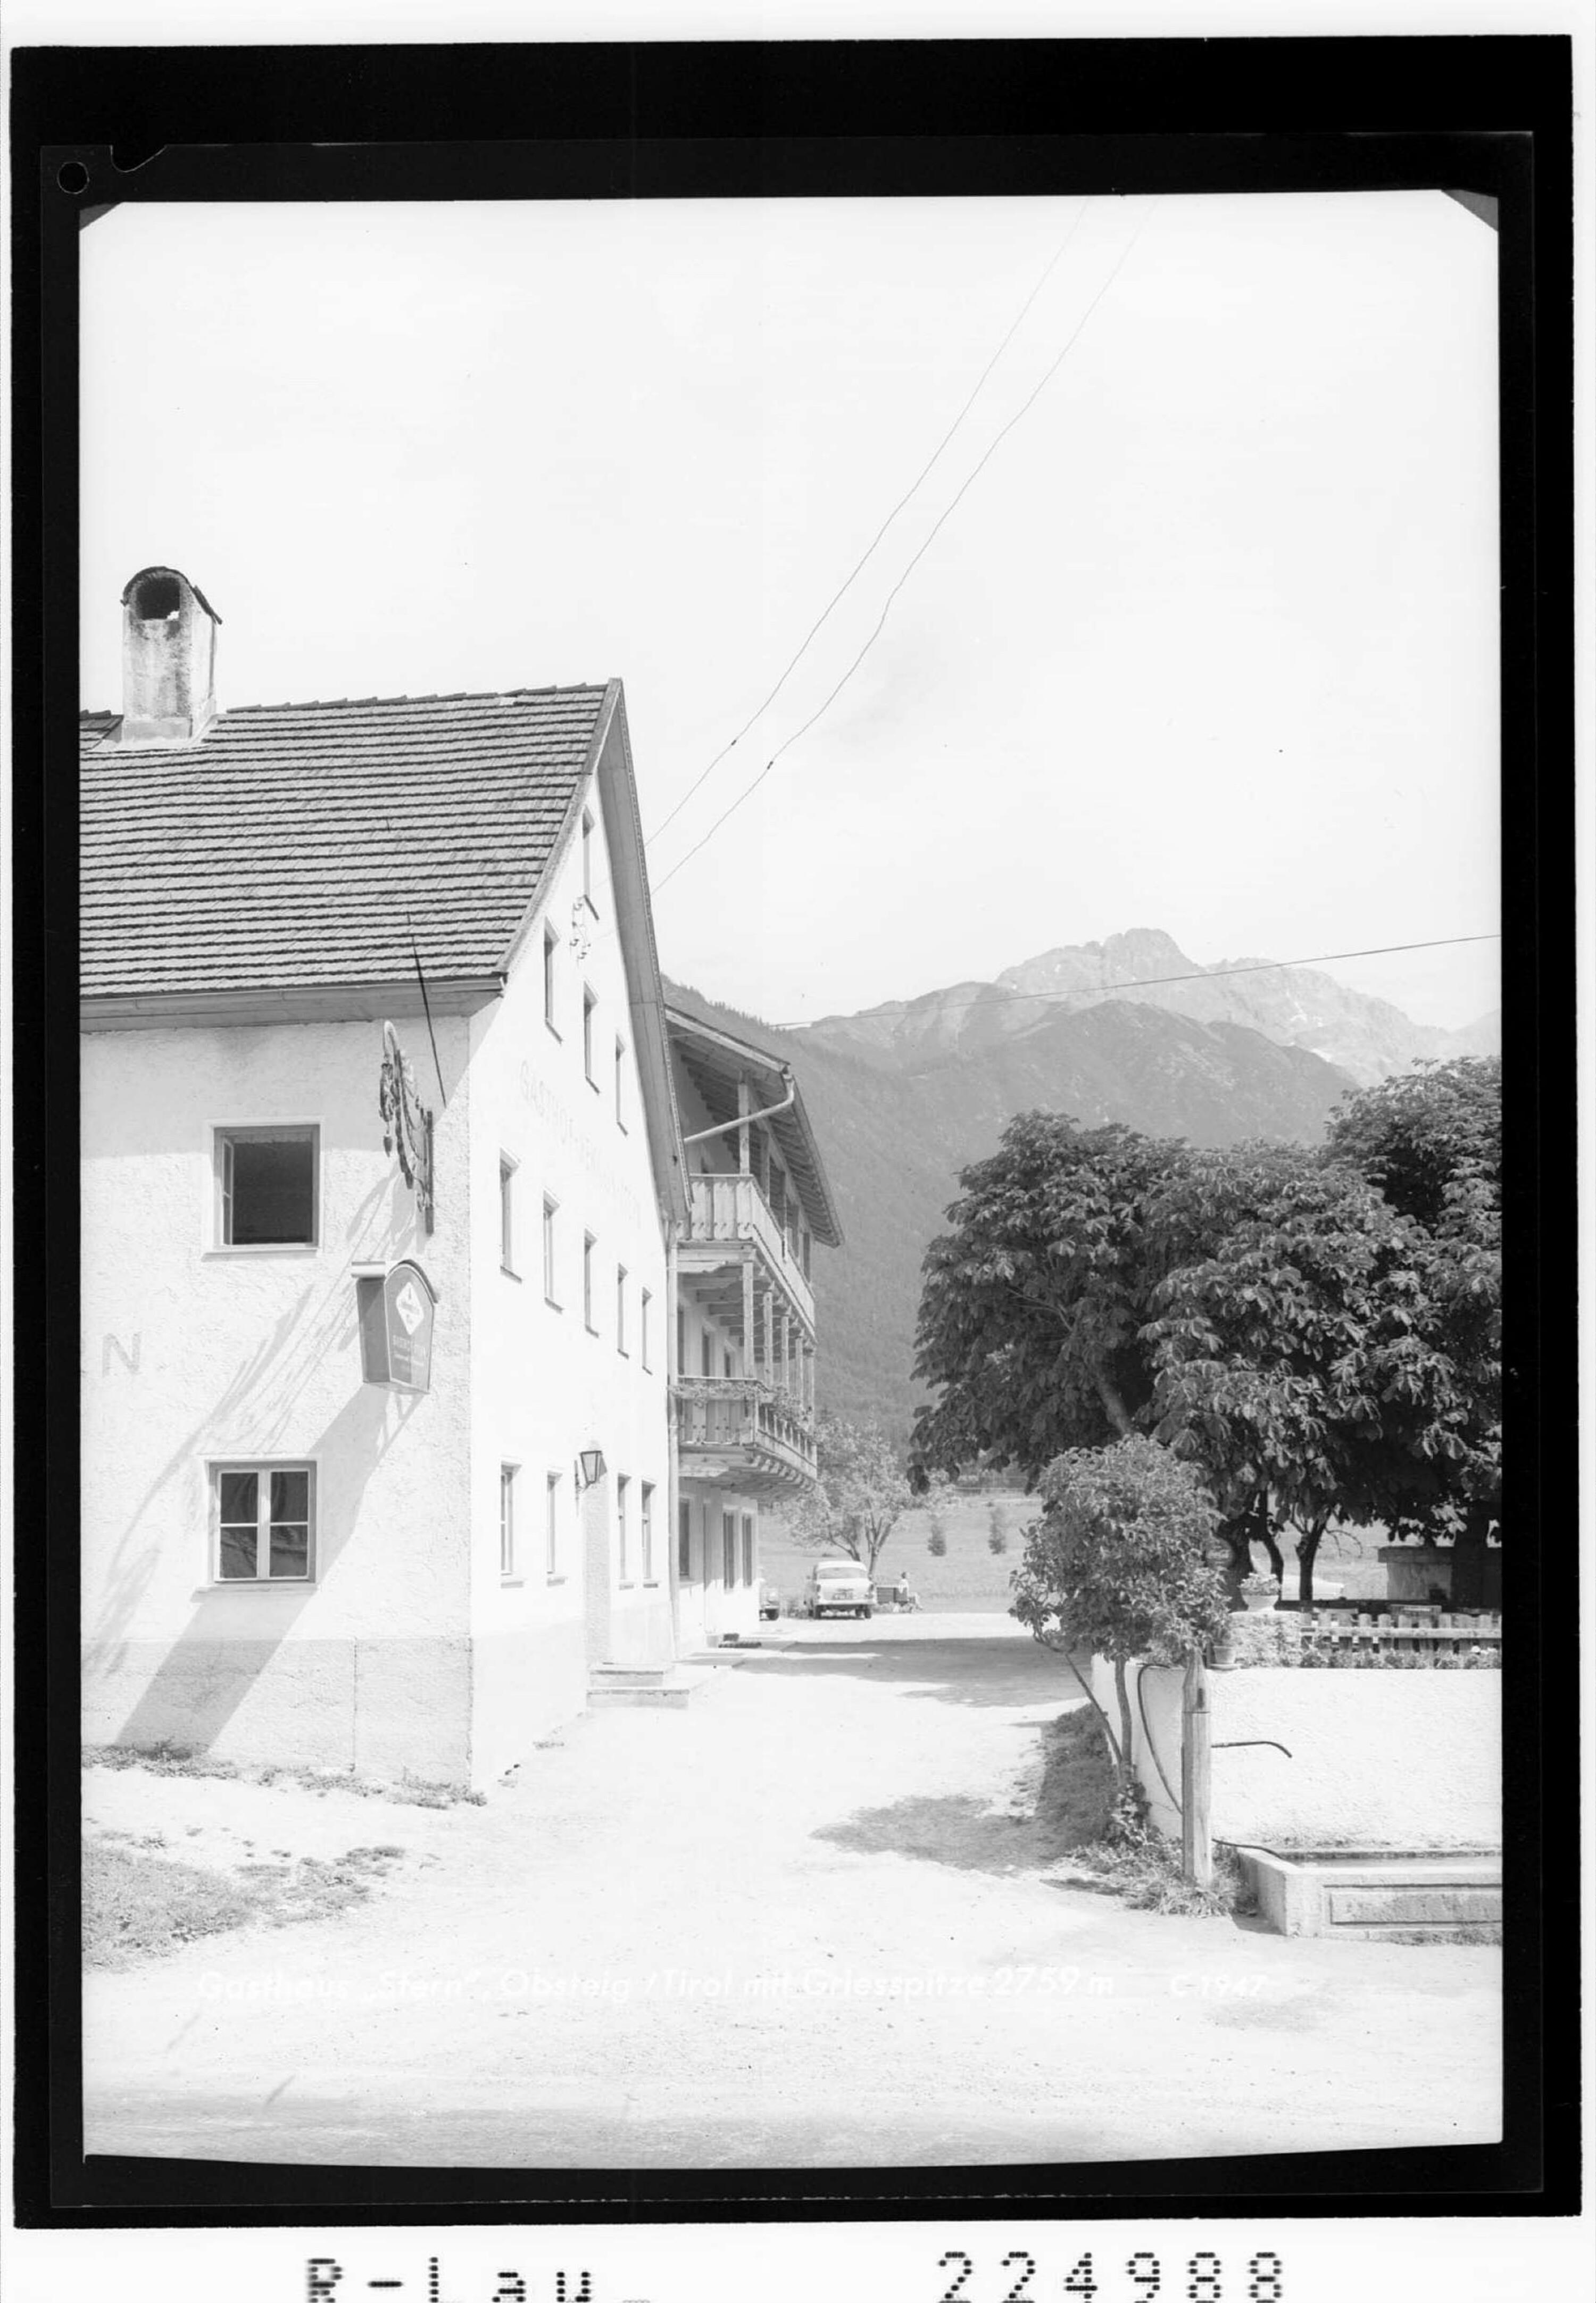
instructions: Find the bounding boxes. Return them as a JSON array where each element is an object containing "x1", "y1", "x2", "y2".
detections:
[{"x1": 83, "y1": 1616, "x2": 1500, "y2": 2169}]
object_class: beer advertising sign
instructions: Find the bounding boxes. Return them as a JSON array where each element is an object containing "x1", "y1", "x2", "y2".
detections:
[{"x1": 356, "y1": 1261, "x2": 438, "y2": 1393}]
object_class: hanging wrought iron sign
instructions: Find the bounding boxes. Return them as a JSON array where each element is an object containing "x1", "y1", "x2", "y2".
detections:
[
  {"x1": 356, "y1": 1260, "x2": 439, "y2": 1392},
  {"x1": 378, "y1": 1020, "x2": 435, "y2": 1233}
]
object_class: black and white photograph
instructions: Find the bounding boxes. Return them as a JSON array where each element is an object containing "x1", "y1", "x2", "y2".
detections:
[
  {"x1": 7, "y1": 24, "x2": 1581, "y2": 2290},
  {"x1": 69, "y1": 174, "x2": 1512, "y2": 2175}
]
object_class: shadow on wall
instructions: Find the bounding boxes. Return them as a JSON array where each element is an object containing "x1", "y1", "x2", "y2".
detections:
[{"x1": 87, "y1": 1175, "x2": 424, "y2": 1755}]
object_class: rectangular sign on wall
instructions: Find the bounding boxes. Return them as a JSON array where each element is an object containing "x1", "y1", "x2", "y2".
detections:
[{"x1": 356, "y1": 1261, "x2": 437, "y2": 1392}]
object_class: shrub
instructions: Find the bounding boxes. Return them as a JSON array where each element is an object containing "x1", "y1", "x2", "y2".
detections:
[{"x1": 1012, "y1": 1436, "x2": 1229, "y2": 1791}]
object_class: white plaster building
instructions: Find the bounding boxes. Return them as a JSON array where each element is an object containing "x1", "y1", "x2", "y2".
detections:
[{"x1": 80, "y1": 567, "x2": 836, "y2": 1789}]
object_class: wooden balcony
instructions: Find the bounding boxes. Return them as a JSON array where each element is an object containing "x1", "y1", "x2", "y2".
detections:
[
  {"x1": 680, "y1": 1173, "x2": 814, "y2": 1332},
  {"x1": 672, "y1": 1376, "x2": 818, "y2": 1496}
]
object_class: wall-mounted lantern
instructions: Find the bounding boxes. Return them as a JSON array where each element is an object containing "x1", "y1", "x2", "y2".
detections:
[{"x1": 578, "y1": 1448, "x2": 607, "y2": 1489}]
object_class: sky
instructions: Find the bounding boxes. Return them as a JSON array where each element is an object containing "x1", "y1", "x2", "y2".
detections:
[{"x1": 80, "y1": 190, "x2": 1501, "y2": 1030}]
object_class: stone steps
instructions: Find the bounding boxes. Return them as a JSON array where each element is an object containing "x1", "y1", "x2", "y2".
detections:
[{"x1": 586, "y1": 1663, "x2": 713, "y2": 1710}]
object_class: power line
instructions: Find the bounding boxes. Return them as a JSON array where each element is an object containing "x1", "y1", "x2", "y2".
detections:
[
  {"x1": 644, "y1": 202, "x2": 1091, "y2": 847},
  {"x1": 771, "y1": 934, "x2": 1502, "y2": 1033},
  {"x1": 650, "y1": 201, "x2": 1156, "y2": 901}
]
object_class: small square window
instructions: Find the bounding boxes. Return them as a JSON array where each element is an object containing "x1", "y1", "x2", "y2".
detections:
[
  {"x1": 216, "y1": 1127, "x2": 318, "y2": 1248},
  {"x1": 500, "y1": 1464, "x2": 518, "y2": 1578},
  {"x1": 213, "y1": 1462, "x2": 314, "y2": 1583}
]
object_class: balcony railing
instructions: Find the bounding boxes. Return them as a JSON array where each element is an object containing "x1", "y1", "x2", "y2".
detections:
[
  {"x1": 681, "y1": 1173, "x2": 813, "y2": 1327},
  {"x1": 672, "y1": 1375, "x2": 817, "y2": 1491}
]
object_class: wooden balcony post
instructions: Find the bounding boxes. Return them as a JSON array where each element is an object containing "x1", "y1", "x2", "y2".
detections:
[
  {"x1": 737, "y1": 1076, "x2": 751, "y2": 1176},
  {"x1": 763, "y1": 1285, "x2": 774, "y2": 1384},
  {"x1": 741, "y1": 1252, "x2": 756, "y2": 1378}
]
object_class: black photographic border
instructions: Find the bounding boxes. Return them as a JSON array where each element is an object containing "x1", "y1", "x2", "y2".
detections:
[{"x1": 9, "y1": 32, "x2": 1577, "y2": 2229}]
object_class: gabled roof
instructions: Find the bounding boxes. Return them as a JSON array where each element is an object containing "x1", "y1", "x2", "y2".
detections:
[
  {"x1": 80, "y1": 686, "x2": 609, "y2": 1001},
  {"x1": 665, "y1": 1004, "x2": 843, "y2": 1248}
]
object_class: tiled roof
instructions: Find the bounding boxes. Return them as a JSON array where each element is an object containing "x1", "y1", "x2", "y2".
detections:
[{"x1": 81, "y1": 686, "x2": 609, "y2": 999}]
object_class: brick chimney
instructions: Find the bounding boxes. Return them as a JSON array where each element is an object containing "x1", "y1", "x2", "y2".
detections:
[{"x1": 119, "y1": 566, "x2": 221, "y2": 743}]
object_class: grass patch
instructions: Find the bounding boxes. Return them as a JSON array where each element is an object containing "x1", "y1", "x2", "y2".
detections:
[
  {"x1": 1059, "y1": 1836, "x2": 1255, "y2": 1919},
  {"x1": 84, "y1": 1839, "x2": 412, "y2": 1968},
  {"x1": 84, "y1": 1743, "x2": 486, "y2": 1806}
]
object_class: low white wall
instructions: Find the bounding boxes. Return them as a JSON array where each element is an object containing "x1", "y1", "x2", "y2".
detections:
[{"x1": 1091, "y1": 1656, "x2": 1501, "y2": 1851}]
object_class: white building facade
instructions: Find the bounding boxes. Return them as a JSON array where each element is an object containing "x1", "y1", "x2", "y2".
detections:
[{"x1": 83, "y1": 567, "x2": 839, "y2": 1790}]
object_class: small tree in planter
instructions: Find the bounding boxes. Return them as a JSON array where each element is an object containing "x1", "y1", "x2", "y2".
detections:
[{"x1": 1011, "y1": 1437, "x2": 1231, "y2": 1822}]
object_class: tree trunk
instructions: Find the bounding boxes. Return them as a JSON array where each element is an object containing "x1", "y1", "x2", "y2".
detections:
[
  {"x1": 1450, "y1": 1509, "x2": 1491, "y2": 1608},
  {"x1": 1094, "y1": 1369, "x2": 1134, "y2": 1437},
  {"x1": 1255, "y1": 1496, "x2": 1285, "y2": 1582},
  {"x1": 1296, "y1": 1515, "x2": 1328, "y2": 1606},
  {"x1": 1112, "y1": 1658, "x2": 1135, "y2": 1791}
]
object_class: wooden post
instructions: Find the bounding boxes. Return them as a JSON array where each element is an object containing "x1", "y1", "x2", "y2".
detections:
[
  {"x1": 1181, "y1": 1649, "x2": 1212, "y2": 1888},
  {"x1": 763, "y1": 1286, "x2": 775, "y2": 1386},
  {"x1": 741, "y1": 1253, "x2": 756, "y2": 1378},
  {"x1": 737, "y1": 1077, "x2": 751, "y2": 1176}
]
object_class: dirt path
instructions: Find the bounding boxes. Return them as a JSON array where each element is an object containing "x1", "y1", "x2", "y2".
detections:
[{"x1": 84, "y1": 1617, "x2": 1500, "y2": 2168}]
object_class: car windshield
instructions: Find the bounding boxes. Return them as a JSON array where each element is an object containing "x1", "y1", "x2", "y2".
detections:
[{"x1": 815, "y1": 1566, "x2": 861, "y2": 1583}]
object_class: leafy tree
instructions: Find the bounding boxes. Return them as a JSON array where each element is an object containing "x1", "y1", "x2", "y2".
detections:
[
  {"x1": 1325, "y1": 1058, "x2": 1501, "y2": 1598},
  {"x1": 1010, "y1": 1438, "x2": 1229, "y2": 1793},
  {"x1": 1141, "y1": 1143, "x2": 1464, "y2": 1602},
  {"x1": 1325, "y1": 1057, "x2": 1500, "y2": 1237},
  {"x1": 784, "y1": 1410, "x2": 915, "y2": 1581},
  {"x1": 912, "y1": 1113, "x2": 1188, "y2": 1479},
  {"x1": 927, "y1": 1527, "x2": 948, "y2": 1558},
  {"x1": 986, "y1": 1499, "x2": 1011, "y2": 1556}
]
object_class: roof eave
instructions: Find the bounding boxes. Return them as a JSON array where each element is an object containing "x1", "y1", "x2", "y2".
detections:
[{"x1": 80, "y1": 976, "x2": 505, "y2": 1032}]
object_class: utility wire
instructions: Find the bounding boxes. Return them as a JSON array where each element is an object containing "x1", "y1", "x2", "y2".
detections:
[
  {"x1": 645, "y1": 202, "x2": 1092, "y2": 847},
  {"x1": 771, "y1": 934, "x2": 1501, "y2": 1033},
  {"x1": 650, "y1": 202, "x2": 1156, "y2": 901}
]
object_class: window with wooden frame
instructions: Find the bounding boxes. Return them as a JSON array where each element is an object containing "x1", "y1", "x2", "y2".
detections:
[
  {"x1": 543, "y1": 924, "x2": 559, "y2": 1033},
  {"x1": 212, "y1": 1463, "x2": 314, "y2": 1584},
  {"x1": 721, "y1": 1510, "x2": 737, "y2": 1587},
  {"x1": 617, "y1": 1475, "x2": 630, "y2": 1582},
  {"x1": 215, "y1": 1126, "x2": 318, "y2": 1248},
  {"x1": 641, "y1": 1483, "x2": 654, "y2": 1581},
  {"x1": 700, "y1": 1330, "x2": 713, "y2": 1379},
  {"x1": 676, "y1": 1304, "x2": 687, "y2": 1373},
  {"x1": 500, "y1": 1464, "x2": 518, "y2": 1578},
  {"x1": 543, "y1": 1196, "x2": 560, "y2": 1306}
]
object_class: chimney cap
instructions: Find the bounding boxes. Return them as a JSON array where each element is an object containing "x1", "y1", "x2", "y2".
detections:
[{"x1": 120, "y1": 565, "x2": 223, "y2": 626}]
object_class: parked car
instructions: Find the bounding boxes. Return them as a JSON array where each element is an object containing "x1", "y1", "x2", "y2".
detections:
[
  {"x1": 803, "y1": 1558, "x2": 874, "y2": 1619},
  {"x1": 758, "y1": 1581, "x2": 782, "y2": 1621}
]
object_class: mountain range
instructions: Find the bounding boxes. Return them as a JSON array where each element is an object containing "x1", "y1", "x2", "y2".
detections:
[{"x1": 668, "y1": 929, "x2": 1499, "y2": 1441}]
